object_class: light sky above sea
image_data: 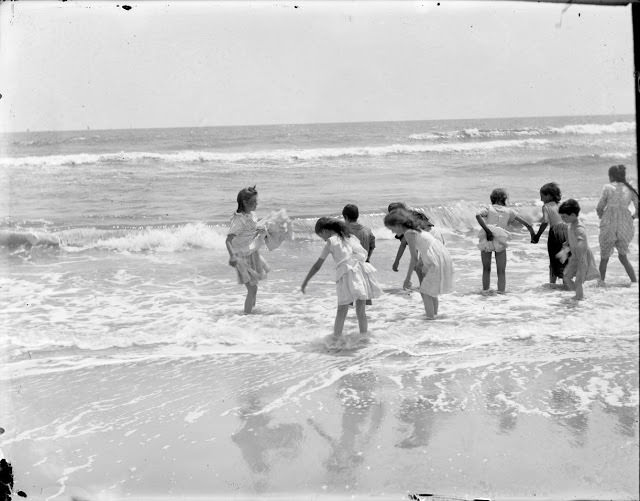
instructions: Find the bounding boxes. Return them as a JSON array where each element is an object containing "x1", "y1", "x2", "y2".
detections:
[{"x1": 0, "y1": 1, "x2": 634, "y2": 133}]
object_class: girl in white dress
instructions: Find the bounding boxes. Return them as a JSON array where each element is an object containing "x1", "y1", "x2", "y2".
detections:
[
  {"x1": 475, "y1": 188, "x2": 535, "y2": 293},
  {"x1": 384, "y1": 209, "x2": 454, "y2": 319},
  {"x1": 226, "y1": 186, "x2": 269, "y2": 314},
  {"x1": 301, "y1": 217, "x2": 382, "y2": 338}
]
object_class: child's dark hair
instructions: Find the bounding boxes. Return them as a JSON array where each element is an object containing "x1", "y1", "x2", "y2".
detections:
[
  {"x1": 540, "y1": 182, "x2": 562, "y2": 203},
  {"x1": 237, "y1": 186, "x2": 257, "y2": 212},
  {"x1": 411, "y1": 209, "x2": 433, "y2": 229},
  {"x1": 384, "y1": 208, "x2": 421, "y2": 231},
  {"x1": 315, "y1": 217, "x2": 350, "y2": 240},
  {"x1": 490, "y1": 188, "x2": 508, "y2": 205},
  {"x1": 558, "y1": 198, "x2": 580, "y2": 216},
  {"x1": 342, "y1": 204, "x2": 359, "y2": 222},
  {"x1": 387, "y1": 202, "x2": 407, "y2": 213},
  {"x1": 609, "y1": 164, "x2": 639, "y2": 198}
]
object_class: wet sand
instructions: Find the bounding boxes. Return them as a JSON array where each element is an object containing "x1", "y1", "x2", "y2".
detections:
[{"x1": 2, "y1": 350, "x2": 638, "y2": 501}]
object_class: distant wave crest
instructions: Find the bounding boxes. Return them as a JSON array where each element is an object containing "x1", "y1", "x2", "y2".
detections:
[
  {"x1": 409, "y1": 121, "x2": 635, "y2": 141},
  {"x1": 0, "y1": 138, "x2": 552, "y2": 168}
]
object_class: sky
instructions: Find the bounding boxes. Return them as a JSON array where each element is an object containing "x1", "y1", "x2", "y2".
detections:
[{"x1": 0, "y1": 1, "x2": 635, "y2": 132}]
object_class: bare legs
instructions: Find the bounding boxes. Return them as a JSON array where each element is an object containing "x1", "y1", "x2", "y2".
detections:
[
  {"x1": 354, "y1": 300, "x2": 368, "y2": 333},
  {"x1": 600, "y1": 255, "x2": 638, "y2": 283},
  {"x1": 334, "y1": 300, "x2": 368, "y2": 337},
  {"x1": 481, "y1": 251, "x2": 492, "y2": 290},
  {"x1": 244, "y1": 284, "x2": 257, "y2": 314},
  {"x1": 421, "y1": 294, "x2": 437, "y2": 319},
  {"x1": 481, "y1": 250, "x2": 507, "y2": 292}
]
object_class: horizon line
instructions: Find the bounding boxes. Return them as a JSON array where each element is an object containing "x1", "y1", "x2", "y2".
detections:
[{"x1": 0, "y1": 111, "x2": 635, "y2": 135}]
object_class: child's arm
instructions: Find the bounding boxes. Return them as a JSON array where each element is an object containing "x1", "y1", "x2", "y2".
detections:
[
  {"x1": 392, "y1": 238, "x2": 407, "y2": 271},
  {"x1": 403, "y1": 232, "x2": 419, "y2": 289},
  {"x1": 225, "y1": 234, "x2": 237, "y2": 266},
  {"x1": 513, "y1": 215, "x2": 536, "y2": 240},
  {"x1": 367, "y1": 232, "x2": 376, "y2": 263},
  {"x1": 301, "y1": 258, "x2": 326, "y2": 293},
  {"x1": 531, "y1": 222, "x2": 547, "y2": 244},
  {"x1": 596, "y1": 186, "x2": 609, "y2": 219},
  {"x1": 572, "y1": 226, "x2": 588, "y2": 256},
  {"x1": 475, "y1": 214, "x2": 493, "y2": 240}
]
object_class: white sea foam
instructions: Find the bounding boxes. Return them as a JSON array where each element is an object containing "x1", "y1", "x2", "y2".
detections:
[
  {"x1": 407, "y1": 121, "x2": 635, "y2": 142},
  {"x1": 0, "y1": 138, "x2": 552, "y2": 168}
]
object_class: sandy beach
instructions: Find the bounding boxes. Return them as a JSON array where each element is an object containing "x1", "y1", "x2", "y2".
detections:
[{"x1": 3, "y1": 339, "x2": 638, "y2": 500}]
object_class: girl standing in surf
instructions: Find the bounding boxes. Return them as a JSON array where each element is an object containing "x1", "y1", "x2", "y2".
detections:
[
  {"x1": 384, "y1": 208, "x2": 454, "y2": 320},
  {"x1": 301, "y1": 217, "x2": 382, "y2": 338},
  {"x1": 226, "y1": 186, "x2": 269, "y2": 314},
  {"x1": 476, "y1": 188, "x2": 535, "y2": 293}
]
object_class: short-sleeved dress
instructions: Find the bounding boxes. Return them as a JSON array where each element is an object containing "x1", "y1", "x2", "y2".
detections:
[
  {"x1": 596, "y1": 182, "x2": 638, "y2": 259},
  {"x1": 477, "y1": 205, "x2": 516, "y2": 253},
  {"x1": 228, "y1": 211, "x2": 269, "y2": 285},
  {"x1": 320, "y1": 235, "x2": 383, "y2": 305},
  {"x1": 563, "y1": 219, "x2": 600, "y2": 283},
  {"x1": 406, "y1": 229, "x2": 454, "y2": 297},
  {"x1": 542, "y1": 201, "x2": 568, "y2": 279}
]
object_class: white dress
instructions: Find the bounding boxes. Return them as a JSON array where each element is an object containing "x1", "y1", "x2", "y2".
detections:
[
  {"x1": 228, "y1": 211, "x2": 269, "y2": 285},
  {"x1": 477, "y1": 205, "x2": 517, "y2": 253},
  {"x1": 406, "y1": 229, "x2": 454, "y2": 296},
  {"x1": 319, "y1": 235, "x2": 383, "y2": 305}
]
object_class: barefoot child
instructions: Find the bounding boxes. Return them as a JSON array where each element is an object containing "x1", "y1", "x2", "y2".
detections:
[
  {"x1": 531, "y1": 182, "x2": 568, "y2": 284},
  {"x1": 226, "y1": 186, "x2": 269, "y2": 313},
  {"x1": 384, "y1": 208, "x2": 454, "y2": 319},
  {"x1": 301, "y1": 217, "x2": 382, "y2": 338},
  {"x1": 389, "y1": 203, "x2": 437, "y2": 288},
  {"x1": 596, "y1": 165, "x2": 638, "y2": 284},
  {"x1": 476, "y1": 188, "x2": 536, "y2": 293},
  {"x1": 558, "y1": 199, "x2": 601, "y2": 300}
]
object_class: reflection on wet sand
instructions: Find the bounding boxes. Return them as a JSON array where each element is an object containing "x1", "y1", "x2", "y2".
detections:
[
  {"x1": 549, "y1": 379, "x2": 590, "y2": 448},
  {"x1": 231, "y1": 392, "x2": 304, "y2": 492},
  {"x1": 603, "y1": 403, "x2": 638, "y2": 438},
  {"x1": 307, "y1": 370, "x2": 384, "y2": 491},
  {"x1": 483, "y1": 369, "x2": 520, "y2": 435},
  {"x1": 396, "y1": 395, "x2": 434, "y2": 449}
]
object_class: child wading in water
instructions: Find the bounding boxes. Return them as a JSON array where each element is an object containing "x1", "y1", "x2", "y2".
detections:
[
  {"x1": 384, "y1": 209, "x2": 454, "y2": 319},
  {"x1": 596, "y1": 164, "x2": 638, "y2": 284},
  {"x1": 531, "y1": 182, "x2": 568, "y2": 284},
  {"x1": 389, "y1": 203, "x2": 439, "y2": 288},
  {"x1": 558, "y1": 199, "x2": 601, "y2": 300},
  {"x1": 301, "y1": 217, "x2": 382, "y2": 338},
  {"x1": 226, "y1": 186, "x2": 269, "y2": 313},
  {"x1": 476, "y1": 188, "x2": 535, "y2": 293}
]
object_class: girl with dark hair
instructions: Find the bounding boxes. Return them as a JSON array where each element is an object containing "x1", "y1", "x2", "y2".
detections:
[
  {"x1": 301, "y1": 217, "x2": 381, "y2": 338},
  {"x1": 558, "y1": 199, "x2": 601, "y2": 300},
  {"x1": 596, "y1": 165, "x2": 638, "y2": 283},
  {"x1": 476, "y1": 188, "x2": 535, "y2": 293},
  {"x1": 531, "y1": 182, "x2": 568, "y2": 283},
  {"x1": 226, "y1": 186, "x2": 269, "y2": 313},
  {"x1": 384, "y1": 209, "x2": 454, "y2": 319}
]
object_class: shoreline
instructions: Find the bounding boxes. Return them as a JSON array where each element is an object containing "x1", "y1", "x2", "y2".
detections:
[{"x1": 2, "y1": 352, "x2": 637, "y2": 501}]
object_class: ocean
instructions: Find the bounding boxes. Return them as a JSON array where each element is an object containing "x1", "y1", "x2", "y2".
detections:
[{"x1": 1, "y1": 115, "x2": 638, "y2": 500}]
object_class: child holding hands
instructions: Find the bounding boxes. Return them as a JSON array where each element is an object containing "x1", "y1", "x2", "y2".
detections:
[
  {"x1": 531, "y1": 182, "x2": 568, "y2": 284},
  {"x1": 476, "y1": 188, "x2": 535, "y2": 293}
]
